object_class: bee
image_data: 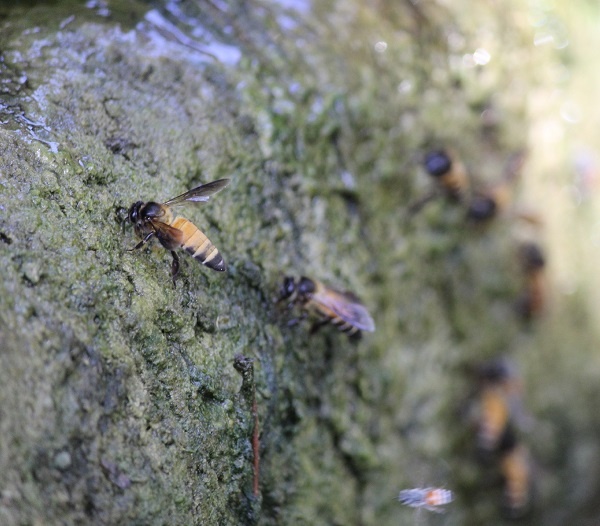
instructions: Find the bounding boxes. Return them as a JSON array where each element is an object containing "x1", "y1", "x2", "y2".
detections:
[
  {"x1": 516, "y1": 242, "x2": 546, "y2": 320},
  {"x1": 477, "y1": 384, "x2": 512, "y2": 454},
  {"x1": 397, "y1": 487, "x2": 453, "y2": 513},
  {"x1": 277, "y1": 276, "x2": 375, "y2": 337},
  {"x1": 128, "y1": 178, "x2": 230, "y2": 285},
  {"x1": 476, "y1": 360, "x2": 522, "y2": 455},
  {"x1": 467, "y1": 150, "x2": 528, "y2": 222},
  {"x1": 466, "y1": 179, "x2": 517, "y2": 221},
  {"x1": 499, "y1": 434, "x2": 533, "y2": 518},
  {"x1": 423, "y1": 149, "x2": 469, "y2": 200},
  {"x1": 407, "y1": 149, "x2": 469, "y2": 216}
]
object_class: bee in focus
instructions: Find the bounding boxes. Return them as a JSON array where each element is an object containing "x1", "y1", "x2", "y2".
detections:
[
  {"x1": 499, "y1": 432, "x2": 533, "y2": 519},
  {"x1": 128, "y1": 178, "x2": 230, "y2": 285},
  {"x1": 423, "y1": 149, "x2": 469, "y2": 200},
  {"x1": 516, "y1": 241, "x2": 546, "y2": 320},
  {"x1": 475, "y1": 359, "x2": 523, "y2": 456},
  {"x1": 397, "y1": 487, "x2": 453, "y2": 513},
  {"x1": 277, "y1": 276, "x2": 375, "y2": 337}
]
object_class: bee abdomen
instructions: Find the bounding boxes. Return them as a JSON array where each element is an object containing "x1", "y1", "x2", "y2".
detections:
[
  {"x1": 187, "y1": 237, "x2": 226, "y2": 271},
  {"x1": 173, "y1": 218, "x2": 226, "y2": 272},
  {"x1": 328, "y1": 315, "x2": 359, "y2": 335}
]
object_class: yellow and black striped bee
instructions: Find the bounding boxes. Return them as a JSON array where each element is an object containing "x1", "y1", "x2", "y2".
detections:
[
  {"x1": 277, "y1": 276, "x2": 375, "y2": 337},
  {"x1": 467, "y1": 150, "x2": 527, "y2": 222},
  {"x1": 423, "y1": 149, "x2": 469, "y2": 200},
  {"x1": 128, "y1": 178, "x2": 230, "y2": 285},
  {"x1": 516, "y1": 242, "x2": 546, "y2": 320},
  {"x1": 475, "y1": 359, "x2": 522, "y2": 457}
]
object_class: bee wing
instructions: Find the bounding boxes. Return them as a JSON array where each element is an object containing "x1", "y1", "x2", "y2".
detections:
[
  {"x1": 164, "y1": 178, "x2": 230, "y2": 207},
  {"x1": 150, "y1": 219, "x2": 185, "y2": 249},
  {"x1": 314, "y1": 288, "x2": 375, "y2": 332}
]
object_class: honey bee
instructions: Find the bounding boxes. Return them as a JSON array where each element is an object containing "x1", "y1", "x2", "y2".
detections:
[
  {"x1": 516, "y1": 242, "x2": 546, "y2": 320},
  {"x1": 476, "y1": 360, "x2": 522, "y2": 455},
  {"x1": 277, "y1": 276, "x2": 375, "y2": 336},
  {"x1": 423, "y1": 149, "x2": 469, "y2": 200},
  {"x1": 407, "y1": 149, "x2": 470, "y2": 216},
  {"x1": 477, "y1": 385, "x2": 512, "y2": 454},
  {"x1": 499, "y1": 435, "x2": 533, "y2": 518},
  {"x1": 466, "y1": 181, "x2": 516, "y2": 221},
  {"x1": 128, "y1": 178, "x2": 230, "y2": 285},
  {"x1": 397, "y1": 487, "x2": 453, "y2": 513},
  {"x1": 467, "y1": 150, "x2": 527, "y2": 222}
]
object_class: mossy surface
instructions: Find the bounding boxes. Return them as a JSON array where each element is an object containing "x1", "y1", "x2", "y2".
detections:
[{"x1": 0, "y1": 1, "x2": 597, "y2": 525}]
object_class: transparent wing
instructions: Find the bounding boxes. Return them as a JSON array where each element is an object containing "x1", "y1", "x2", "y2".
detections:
[
  {"x1": 164, "y1": 178, "x2": 230, "y2": 206},
  {"x1": 314, "y1": 288, "x2": 375, "y2": 332}
]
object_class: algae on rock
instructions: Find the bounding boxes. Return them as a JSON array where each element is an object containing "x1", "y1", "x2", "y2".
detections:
[{"x1": 0, "y1": 1, "x2": 597, "y2": 525}]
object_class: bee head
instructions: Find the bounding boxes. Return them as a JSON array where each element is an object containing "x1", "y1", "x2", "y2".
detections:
[
  {"x1": 297, "y1": 276, "x2": 316, "y2": 295},
  {"x1": 467, "y1": 195, "x2": 497, "y2": 221},
  {"x1": 128, "y1": 201, "x2": 144, "y2": 226},
  {"x1": 478, "y1": 358, "x2": 514, "y2": 385},
  {"x1": 424, "y1": 150, "x2": 452, "y2": 177},
  {"x1": 519, "y1": 242, "x2": 545, "y2": 271}
]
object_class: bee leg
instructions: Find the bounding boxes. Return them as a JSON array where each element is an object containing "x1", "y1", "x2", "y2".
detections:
[
  {"x1": 406, "y1": 191, "x2": 437, "y2": 218},
  {"x1": 170, "y1": 251, "x2": 180, "y2": 288},
  {"x1": 128, "y1": 231, "x2": 154, "y2": 251}
]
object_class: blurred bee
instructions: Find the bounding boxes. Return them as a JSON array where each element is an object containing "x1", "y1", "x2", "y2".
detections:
[
  {"x1": 397, "y1": 487, "x2": 453, "y2": 513},
  {"x1": 277, "y1": 276, "x2": 375, "y2": 337},
  {"x1": 407, "y1": 149, "x2": 469, "y2": 216},
  {"x1": 499, "y1": 432, "x2": 533, "y2": 519},
  {"x1": 476, "y1": 359, "x2": 523, "y2": 456},
  {"x1": 423, "y1": 149, "x2": 469, "y2": 200},
  {"x1": 516, "y1": 242, "x2": 546, "y2": 320},
  {"x1": 466, "y1": 187, "x2": 508, "y2": 222},
  {"x1": 128, "y1": 178, "x2": 230, "y2": 285},
  {"x1": 467, "y1": 150, "x2": 528, "y2": 222}
]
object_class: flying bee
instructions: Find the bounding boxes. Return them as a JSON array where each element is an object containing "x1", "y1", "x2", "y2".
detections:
[
  {"x1": 128, "y1": 178, "x2": 230, "y2": 285},
  {"x1": 397, "y1": 487, "x2": 453, "y2": 513},
  {"x1": 516, "y1": 242, "x2": 546, "y2": 320},
  {"x1": 499, "y1": 435, "x2": 533, "y2": 519},
  {"x1": 423, "y1": 149, "x2": 469, "y2": 200},
  {"x1": 277, "y1": 276, "x2": 375, "y2": 337}
]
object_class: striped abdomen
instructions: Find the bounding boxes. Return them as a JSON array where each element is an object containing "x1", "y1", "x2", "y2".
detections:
[
  {"x1": 501, "y1": 444, "x2": 531, "y2": 516},
  {"x1": 310, "y1": 301, "x2": 360, "y2": 335},
  {"x1": 170, "y1": 216, "x2": 226, "y2": 271}
]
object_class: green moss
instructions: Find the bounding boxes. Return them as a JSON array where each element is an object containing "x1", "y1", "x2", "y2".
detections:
[{"x1": 0, "y1": 1, "x2": 594, "y2": 525}]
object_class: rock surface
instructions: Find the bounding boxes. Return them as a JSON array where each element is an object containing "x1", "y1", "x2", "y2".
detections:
[{"x1": 1, "y1": 1, "x2": 597, "y2": 525}]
